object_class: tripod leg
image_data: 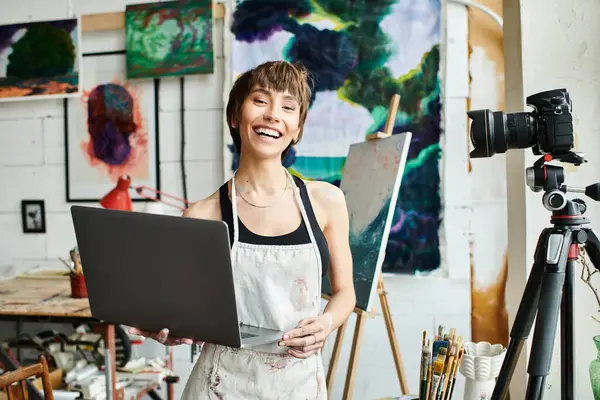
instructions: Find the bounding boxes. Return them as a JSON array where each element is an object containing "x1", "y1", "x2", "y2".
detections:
[
  {"x1": 525, "y1": 231, "x2": 573, "y2": 400},
  {"x1": 583, "y1": 228, "x2": 600, "y2": 267},
  {"x1": 561, "y1": 245, "x2": 577, "y2": 400},
  {"x1": 492, "y1": 229, "x2": 552, "y2": 400}
]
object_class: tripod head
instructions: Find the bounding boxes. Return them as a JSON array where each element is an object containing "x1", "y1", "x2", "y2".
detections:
[
  {"x1": 525, "y1": 151, "x2": 600, "y2": 274},
  {"x1": 525, "y1": 151, "x2": 600, "y2": 218}
]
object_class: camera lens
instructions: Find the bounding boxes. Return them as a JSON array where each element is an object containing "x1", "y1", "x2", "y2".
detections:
[{"x1": 467, "y1": 109, "x2": 537, "y2": 158}]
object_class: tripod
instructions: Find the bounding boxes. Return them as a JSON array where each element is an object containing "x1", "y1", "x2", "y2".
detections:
[{"x1": 491, "y1": 153, "x2": 600, "y2": 400}]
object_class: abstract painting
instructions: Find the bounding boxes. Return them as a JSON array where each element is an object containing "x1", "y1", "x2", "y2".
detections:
[
  {"x1": 322, "y1": 133, "x2": 412, "y2": 311},
  {"x1": 125, "y1": 0, "x2": 214, "y2": 79},
  {"x1": 65, "y1": 52, "x2": 159, "y2": 202},
  {"x1": 224, "y1": 0, "x2": 443, "y2": 275},
  {"x1": 0, "y1": 18, "x2": 81, "y2": 102}
]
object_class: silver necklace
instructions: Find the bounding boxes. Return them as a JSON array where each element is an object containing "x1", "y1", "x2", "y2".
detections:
[{"x1": 236, "y1": 174, "x2": 289, "y2": 208}]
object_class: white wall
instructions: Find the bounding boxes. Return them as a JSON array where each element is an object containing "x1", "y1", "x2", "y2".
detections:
[
  {"x1": 0, "y1": 1, "x2": 472, "y2": 399},
  {"x1": 503, "y1": 0, "x2": 600, "y2": 399}
]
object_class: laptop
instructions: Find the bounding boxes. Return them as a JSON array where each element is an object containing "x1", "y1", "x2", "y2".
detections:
[{"x1": 70, "y1": 205, "x2": 285, "y2": 348}]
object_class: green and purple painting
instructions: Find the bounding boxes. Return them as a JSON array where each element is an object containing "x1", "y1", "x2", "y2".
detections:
[
  {"x1": 125, "y1": 0, "x2": 214, "y2": 79},
  {"x1": 0, "y1": 18, "x2": 80, "y2": 102},
  {"x1": 225, "y1": 0, "x2": 442, "y2": 276}
]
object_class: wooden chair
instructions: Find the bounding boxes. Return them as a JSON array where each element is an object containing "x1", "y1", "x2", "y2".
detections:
[{"x1": 0, "y1": 355, "x2": 53, "y2": 400}]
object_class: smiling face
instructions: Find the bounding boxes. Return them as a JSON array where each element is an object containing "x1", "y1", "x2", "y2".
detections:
[
  {"x1": 233, "y1": 86, "x2": 300, "y2": 160},
  {"x1": 226, "y1": 61, "x2": 312, "y2": 161}
]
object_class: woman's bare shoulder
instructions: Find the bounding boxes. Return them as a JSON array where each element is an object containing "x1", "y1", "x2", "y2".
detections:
[
  {"x1": 304, "y1": 179, "x2": 345, "y2": 206},
  {"x1": 182, "y1": 188, "x2": 223, "y2": 221},
  {"x1": 303, "y1": 178, "x2": 348, "y2": 233}
]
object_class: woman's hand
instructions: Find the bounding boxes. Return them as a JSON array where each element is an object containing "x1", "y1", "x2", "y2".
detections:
[
  {"x1": 279, "y1": 313, "x2": 333, "y2": 359},
  {"x1": 128, "y1": 327, "x2": 203, "y2": 346}
]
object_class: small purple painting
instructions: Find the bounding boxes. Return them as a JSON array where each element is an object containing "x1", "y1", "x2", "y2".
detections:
[{"x1": 66, "y1": 52, "x2": 159, "y2": 202}]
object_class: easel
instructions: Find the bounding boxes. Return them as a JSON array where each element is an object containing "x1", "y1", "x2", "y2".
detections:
[{"x1": 323, "y1": 94, "x2": 409, "y2": 399}]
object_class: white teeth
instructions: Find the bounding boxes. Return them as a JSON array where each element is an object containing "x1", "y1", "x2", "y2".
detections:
[{"x1": 255, "y1": 127, "x2": 281, "y2": 138}]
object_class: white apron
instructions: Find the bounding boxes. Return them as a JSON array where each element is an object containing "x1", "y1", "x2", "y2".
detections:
[{"x1": 181, "y1": 170, "x2": 327, "y2": 399}]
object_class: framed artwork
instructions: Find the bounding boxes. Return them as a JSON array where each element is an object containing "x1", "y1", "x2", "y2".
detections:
[
  {"x1": 21, "y1": 200, "x2": 46, "y2": 234},
  {"x1": 0, "y1": 17, "x2": 81, "y2": 102},
  {"x1": 65, "y1": 51, "x2": 160, "y2": 202},
  {"x1": 125, "y1": 0, "x2": 214, "y2": 79}
]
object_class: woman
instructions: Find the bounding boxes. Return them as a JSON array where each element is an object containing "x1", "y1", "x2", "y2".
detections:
[{"x1": 130, "y1": 60, "x2": 355, "y2": 399}]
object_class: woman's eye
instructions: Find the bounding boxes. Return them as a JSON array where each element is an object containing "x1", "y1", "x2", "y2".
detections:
[
  {"x1": 254, "y1": 99, "x2": 267, "y2": 104},
  {"x1": 283, "y1": 106, "x2": 296, "y2": 111}
]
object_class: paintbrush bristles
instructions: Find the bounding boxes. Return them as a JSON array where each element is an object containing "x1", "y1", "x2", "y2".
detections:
[
  {"x1": 436, "y1": 346, "x2": 447, "y2": 359},
  {"x1": 419, "y1": 327, "x2": 467, "y2": 400},
  {"x1": 432, "y1": 359, "x2": 444, "y2": 374}
]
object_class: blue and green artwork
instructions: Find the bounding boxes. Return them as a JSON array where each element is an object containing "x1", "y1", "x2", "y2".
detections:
[{"x1": 226, "y1": 0, "x2": 442, "y2": 276}]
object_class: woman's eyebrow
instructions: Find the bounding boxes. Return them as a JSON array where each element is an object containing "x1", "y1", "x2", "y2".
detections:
[{"x1": 250, "y1": 87, "x2": 298, "y2": 102}]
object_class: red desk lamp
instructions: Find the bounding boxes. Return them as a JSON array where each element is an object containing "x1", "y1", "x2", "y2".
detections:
[{"x1": 100, "y1": 175, "x2": 192, "y2": 211}]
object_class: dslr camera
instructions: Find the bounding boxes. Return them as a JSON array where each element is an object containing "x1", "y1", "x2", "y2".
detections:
[
  {"x1": 467, "y1": 88, "x2": 576, "y2": 160},
  {"x1": 467, "y1": 88, "x2": 600, "y2": 209}
]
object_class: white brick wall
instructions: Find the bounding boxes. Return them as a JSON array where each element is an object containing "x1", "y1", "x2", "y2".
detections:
[{"x1": 0, "y1": 1, "x2": 472, "y2": 399}]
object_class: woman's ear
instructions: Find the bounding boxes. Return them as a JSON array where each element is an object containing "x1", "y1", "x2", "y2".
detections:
[{"x1": 293, "y1": 129, "x2": 301, "y2": 144}]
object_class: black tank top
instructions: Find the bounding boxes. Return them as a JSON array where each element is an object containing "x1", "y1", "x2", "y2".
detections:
[{"x1": 219, "y1": 175, "x2": 330, "y2": 277}]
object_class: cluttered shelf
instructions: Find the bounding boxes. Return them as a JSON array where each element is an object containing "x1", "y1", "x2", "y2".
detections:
[{"x1": 0, "y1": 272, "x2": 178, "y2": 400}]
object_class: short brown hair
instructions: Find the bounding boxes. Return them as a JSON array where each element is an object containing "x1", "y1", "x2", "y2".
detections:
[{"x1": 225, "y1": 61, "x2": 312, "y2": 158}]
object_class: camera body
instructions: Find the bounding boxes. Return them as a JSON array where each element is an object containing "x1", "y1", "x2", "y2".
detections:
[{"x1": 468, "y1": 88, "x2": 574, "y2": 158}]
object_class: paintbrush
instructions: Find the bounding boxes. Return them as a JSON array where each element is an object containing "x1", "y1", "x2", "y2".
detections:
[
  {"x1": 425, "y1": 357, "x2": 433, "y2": 400},
  {"x1": 429, "y1": 347, "x2": 447, "y2": 399},
  {"x1": 70, "y1": 247, "x2": 83, "y2": 275},
  {"x1": 444, "y1": 337, "x2": 464, "y2": 400},
  {"x1": 447, "y1": 328, "x2": 456, "y2": 351},
  {"x1": 420, "y1": 338, "x2": 431, "y2": 400},
  {"x1": 438, "y1": 346, "x2": 456, "y2": 400},
  {"x1": 432, "y1": 325, "x2": 448, "y2": 356},
  {"x1": 58, "y1": 256, "x2": 76, "y2": 274},
  {"x1": 418, "y1": 331, "x2": 427, "y2": 398}
]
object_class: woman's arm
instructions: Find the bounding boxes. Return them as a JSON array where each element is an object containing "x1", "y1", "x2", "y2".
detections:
[
  {"x1": 281, "y1": 182, "x2": 355, "y2": 358},
  {"x1": 319, "y1": 183, "x2": 355, "y2": 330}
]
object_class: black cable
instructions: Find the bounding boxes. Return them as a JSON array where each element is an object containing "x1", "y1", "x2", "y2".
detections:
[{"x1": 180, "y1": 77, "x2": 188, "y2": 203}]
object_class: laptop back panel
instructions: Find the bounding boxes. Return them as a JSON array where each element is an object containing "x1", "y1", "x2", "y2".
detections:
[{"x1": 70, "y1": 206, "x2": 242, "y2": 348}]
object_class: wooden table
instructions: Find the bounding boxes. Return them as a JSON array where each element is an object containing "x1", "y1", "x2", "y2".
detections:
[{"x1": 0, "y1": 275, "x2": 174, "y2": 400}]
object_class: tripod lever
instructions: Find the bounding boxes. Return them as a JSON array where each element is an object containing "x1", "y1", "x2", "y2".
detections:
[
  {"x1": 586, "y1": 183, "x2": 600, "y2": 201},
  {"x1": 563, "y1": 183, "x2": 600, "y2": 201}
]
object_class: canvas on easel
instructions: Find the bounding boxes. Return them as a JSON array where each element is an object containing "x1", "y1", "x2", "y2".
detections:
[
  {"x1": 323, "y1": 94, "x2": 411, "y2": 399},
  {"x1": 321, "y1": 132, "x2": 411, "y2": 312}
]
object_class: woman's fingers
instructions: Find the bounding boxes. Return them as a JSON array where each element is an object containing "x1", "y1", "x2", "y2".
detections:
[
  {"x1": 290, "y1": 343, "x2": 321, "y2": 353},
  {"x1": 127, "y1": 327, "x2": 196, "y2": 346},
  {"x1": 156, "y1": 328, "x2": 170, "y2": 343},
  {"x1": 288, "y1": 348, "x2": 318, "y2": 359},
  {"x1": 168, "y1": 337, "x2": 194, "y2": 345},
  {"x1": 128, "y1": 327, "x2": 150, "y2": 336}
]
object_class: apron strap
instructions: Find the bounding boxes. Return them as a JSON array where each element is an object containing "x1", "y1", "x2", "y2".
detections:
[
  {"x1": 230, "y1": 171, "x2": 241, "y2": 245},
  {"x1": 285, "y1": 170, "x2": 323, "y2": 290},
  {"x1": 286, "y1": 170, "x2": 319, "y2": 247}
]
